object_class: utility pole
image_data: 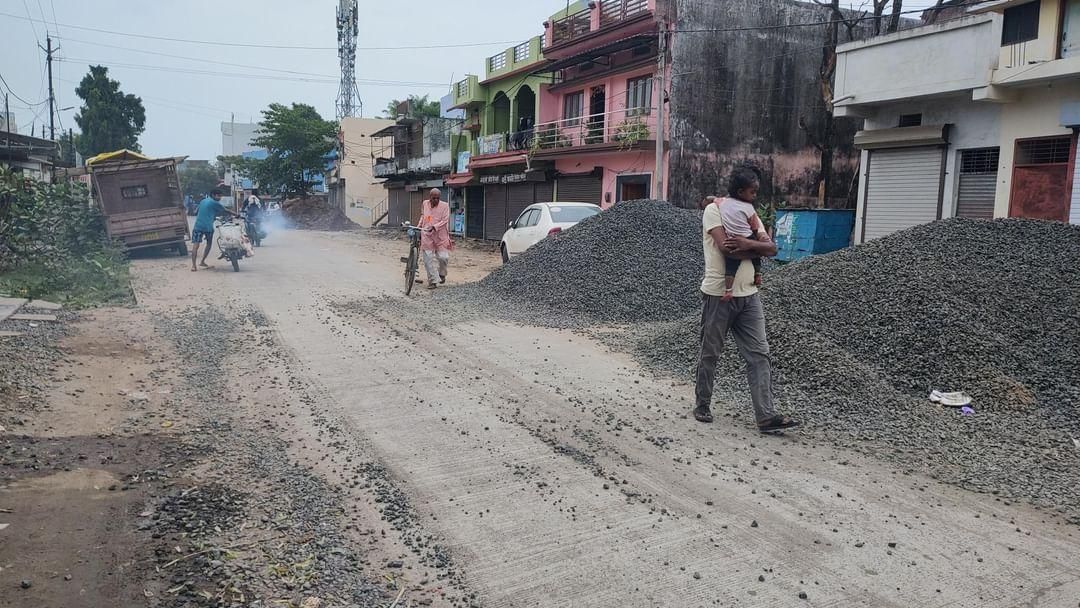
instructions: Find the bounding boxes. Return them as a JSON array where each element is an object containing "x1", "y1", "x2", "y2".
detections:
[
  {"x1": 654, "y1": 21, "x2": 667, "y2": 201},
  {"x1": 42, "y1": 36, "x2": 57, "y2": 140}
]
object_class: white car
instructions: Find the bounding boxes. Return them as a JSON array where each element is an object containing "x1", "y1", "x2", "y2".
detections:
[{"x1": 500, "y1": 202, "x2": 601, "y2": 262}]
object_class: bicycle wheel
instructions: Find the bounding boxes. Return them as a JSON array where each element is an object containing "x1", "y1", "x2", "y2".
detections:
[{"x1": 404, "y1": 246, "x2": 418, "y2": 295}]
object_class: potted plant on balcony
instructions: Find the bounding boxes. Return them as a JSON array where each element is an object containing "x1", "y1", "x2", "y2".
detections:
[{"x1": 614, "y1": 117, "x2": 650, "y2": 151}]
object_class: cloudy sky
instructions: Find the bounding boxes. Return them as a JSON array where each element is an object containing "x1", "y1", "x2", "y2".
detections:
[{"x1": 1, "y1": 0, "x2": 945, "y2": 160}]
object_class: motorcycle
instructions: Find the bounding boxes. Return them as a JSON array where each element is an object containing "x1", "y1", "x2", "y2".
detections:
[
  {"x1": 244, "y1": 212, "x2": 267, "y2": 248},
  {"x1": 214, "y1": 217, "x2": 253, "y2": 272}
]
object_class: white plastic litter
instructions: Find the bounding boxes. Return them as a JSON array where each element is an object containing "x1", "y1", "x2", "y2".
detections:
[{"x1": 929, "y1": 390, "x2": 973, "y2": 408}]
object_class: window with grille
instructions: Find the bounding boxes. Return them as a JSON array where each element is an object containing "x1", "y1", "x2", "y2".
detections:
[
  {"x1": 457, "y1": 80, "x2": 469, "y2": 98},
  {"x1": 121, "y1": 185, "x2": 149, "y2": 199},
  {"x1": 564, "y1": 91, "x2": 584, "y2": 125},
  {"x1": 626, "y1": 76, "x2": 652, "y2": 116},
  {"x1": 1016, "y1": 137, "x2": 1071, "y2": 165},
  {"x1": 489, "y1": 52, "x2": 508, "y2": 72},
  {"x1": 960, "y1": 148, "x2": 1000, "y2": 174},
  {"x1": 1002, "y1": 1, "x2": 1040, "y2": 46}
]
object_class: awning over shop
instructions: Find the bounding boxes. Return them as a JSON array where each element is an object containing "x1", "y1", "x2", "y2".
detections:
[
  {"x1": 853, "y1": 124, "x2": 950, "y2": 150},
  {"x1": 86, "y1": 149, "x2": 151, "y2": 165},
  {"x1": 445, "y1": 173, "x2": 476, "y2": 187}
]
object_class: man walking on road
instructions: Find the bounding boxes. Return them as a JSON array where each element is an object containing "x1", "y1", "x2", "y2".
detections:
[
  {"x1": 417, "y1": 188, "x2": 452, "y2": 289},
  {"x1": 694, "y1": 168, "x2": 800, "y2": 433},
  {"x1": 190, "y1": 189, "x2": 237, "y2": 272}
]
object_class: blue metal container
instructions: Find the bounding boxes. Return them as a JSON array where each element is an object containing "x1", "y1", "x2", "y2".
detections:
[{"x1": 774, "y1": 208, "x2": 856, "y2": 262}]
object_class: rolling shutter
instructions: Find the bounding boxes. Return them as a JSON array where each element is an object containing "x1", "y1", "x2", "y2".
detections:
[
  {"x1": 484, "y1": 184, "x2": 508, "y2": 240},
  {"x1": 863, "y1": 146, "x2": 943, "y2": 241},
  {"x1": 557, "y1": 174, "x2": 602, "y2": 204},
  {"x1": 409, "y1": 190, "x2": 426, "y2": 225},
  {"x1": 1072, "y1": 148, "x2": 1080, "y2": 225},
  {"x1": 507, "y1": 183, "x2": 535, "y2": 228},
  {"x1": 956, "y1": 148, "x2": 999, "y2": 220},
  {"x1": 465, "y1": 186, "x2": 485, "y2": 239},
  {"x1": 534, "y1": 180, "x2": 554, "y2": 203}
]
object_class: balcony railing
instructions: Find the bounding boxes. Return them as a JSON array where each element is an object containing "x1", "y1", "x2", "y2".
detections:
[
  {"x1": 552, "y1": 9, "x2": 591, "y2": 46},
  {"x1": 373, "y1": 159, "x2": 398, "y2": 178},
  {"x1": 513, "y1": 41, "x2": 531, "y2": 63},
  {"x1": 473, "y1": 130, "x2": 536, "y2": 157},
  {"x1": 488, "y1": 52, "x2": 508, "y2": 72},
  {"x1": 600, "y1": 0, "x2": 649, "y2": 27},
  {"x1": 532, "y1": 108, "x2": 655, "y2": 151}
]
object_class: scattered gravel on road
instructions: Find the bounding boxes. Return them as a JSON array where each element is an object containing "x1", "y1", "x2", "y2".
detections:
[
  {"x1": 632, "y1": 218, "x2": 1080, "y2": 520},
  {"x1": 453, "y1": 202, "x2": 1080, "y2": 522},
  {"x1": 0, "y1": 307, "x2": 74, "y2": 427}
]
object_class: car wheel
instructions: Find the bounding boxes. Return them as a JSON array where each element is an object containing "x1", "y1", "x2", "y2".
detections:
[{"x1": 501, "y1": 243, "x2": 509, "y2": 264}]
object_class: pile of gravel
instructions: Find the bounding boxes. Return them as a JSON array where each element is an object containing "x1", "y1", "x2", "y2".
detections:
[
  {"x1": 478, "y1": 199, "x2": 704, "y2": 323},
  {"x1": 282, "y1": 196, "x2": 359, "y2": 231},
  {"x1": 633, "y1": 218, "x2": 1080, "y2": 518}
]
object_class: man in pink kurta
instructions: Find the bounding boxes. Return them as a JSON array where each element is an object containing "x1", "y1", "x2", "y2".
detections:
[{"x1": 418, "y1": 188, "x2": 452, "y2": 288}]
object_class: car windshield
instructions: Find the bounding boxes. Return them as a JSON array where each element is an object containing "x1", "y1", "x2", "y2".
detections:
[{"x1": 549, "y1": 206, "x2": 599, "y2": 223}]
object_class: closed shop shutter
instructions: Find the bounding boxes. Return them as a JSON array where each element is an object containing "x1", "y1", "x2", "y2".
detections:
[
  {"x1": 863, "y1": 147, "x2": 943, "y2": 241},
  {"x1": 557, "y1": 174, "x2": 602, "y2": 205},
  {"x1": 484, "y1": 184, "x2": 508, "y2": 240},
  {"x1": 465, "y1": 186, "x2": 485, "y2": 239},
  {"x1": 956, "y1": 148, "x2": 999, "y2": 220},
  {"x1": 534, "y1": 180, "x2": 555, "y2": 203},
  {"x1": 1072, "y1": 150, "x2": 1080, "y2": 225},
  {"x1": 387, "y1": 188, "x2": 409, "y2": 226},
  {"x1": 507, "y1": 183, "x2": 535, "y2": 227}
]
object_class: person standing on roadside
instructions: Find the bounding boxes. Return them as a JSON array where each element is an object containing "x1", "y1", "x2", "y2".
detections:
[
  {"x1": 693, "y1": 167, "x2": 800, "y2": 433},
  {"x1": 190, "y1": 188, "x2": 238, "y2": 272},
  {"x1": 417, "y1": 188, "x2": 452, "y2": 289}
]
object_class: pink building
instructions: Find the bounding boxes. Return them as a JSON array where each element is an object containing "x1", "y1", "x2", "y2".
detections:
[{"x1": 534, "y1": 0, "x2": 671, "y2": 207}]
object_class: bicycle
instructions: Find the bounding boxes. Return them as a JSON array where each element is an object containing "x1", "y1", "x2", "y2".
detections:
[{"x1": 400, "y1": 222, "x2": 423, "y2": 295}]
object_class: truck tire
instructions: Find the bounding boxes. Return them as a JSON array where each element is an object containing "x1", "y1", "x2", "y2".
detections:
[{"x1": 177, "y1": 242, "x2": 189, "y2": 256}]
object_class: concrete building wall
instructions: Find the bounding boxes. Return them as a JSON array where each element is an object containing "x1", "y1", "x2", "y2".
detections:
[
  {"x1": 998, "y1": 0, "x2": 1062, "y2": 69},
  {"x1": 221, "y1": 122, "x2": 262, "y2": 157},
  {"x1": 339, "y1": 117, "x2": 395, "y2": 225},
  {"x1": 835, "y1": 15, "x2": 1001, "y2": 108},
  {"x1": 668, "y1": 0, "x2": 865, "y2": 208}
]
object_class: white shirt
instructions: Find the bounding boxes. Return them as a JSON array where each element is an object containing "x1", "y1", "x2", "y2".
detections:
[{"x1": 701, "y1": 202, "x2": 759, "y2": 298}]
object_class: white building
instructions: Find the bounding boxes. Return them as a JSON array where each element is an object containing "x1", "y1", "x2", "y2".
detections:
[{"x1": 834, "y1": 0, "x2": 1080, "y2": 243}]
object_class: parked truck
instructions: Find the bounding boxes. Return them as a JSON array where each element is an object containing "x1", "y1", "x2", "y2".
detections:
[{"x1": 86, "y1": 152, "x2": 190, "y2": 255}]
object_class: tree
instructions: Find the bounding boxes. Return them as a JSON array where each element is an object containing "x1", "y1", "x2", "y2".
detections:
[
  {"x1": 179, "y1": 163, "x2": 221, "y2": 200},
  {"x1": 383, "y1": 94, "x2": 441, "y2": 120},
  {"x1": 73, "y1": 66, "x2": 146, "y2": 158},
  {"x1": 220, "y1": 103, "x2": 336, "y2": 198}
]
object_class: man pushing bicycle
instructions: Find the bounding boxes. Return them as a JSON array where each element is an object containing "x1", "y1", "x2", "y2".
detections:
[{"x1": 417, "y1": 188, "x2": 451, "y2": 289}]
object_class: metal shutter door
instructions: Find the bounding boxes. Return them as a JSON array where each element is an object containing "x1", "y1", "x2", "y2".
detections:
[
  {"x1": 557, "y1": 174, "x2": 602, "y2": 204},
  {"x1": 534, "y1": 180, "x2": 554, "y2": 203},
  {"x1": 1071, "y1": 152, "x2": 1080, "y2": 225},
  {"x1": 956, "y1": 148, "x2": 999, "y2": 220},
  {"x1": 466, "y1": 187, "x2": 485, "y2": 238},
  {"x1": 506, "y1": 183, "x2": 535, "y2": 227},
  {"x1": 409, "y1": 190, "x2": 425, "y2": 225},
  {"x1": 956, "y1": 173, "x2": 997, "y2": 219},
  {"x1": 484, "y1": 184, "x2": 507, "y2": 240},
  {"x1": 864, "y1": 147, "x2": 943, "y2": 241}
]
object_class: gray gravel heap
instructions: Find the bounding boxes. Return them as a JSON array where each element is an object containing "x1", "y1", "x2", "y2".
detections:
[
  {"x1": 479, "y1": 199, "x2": 704, "y2": 323},
  {"x1": 633, "y1": 218, "x2": 1080, "y2": 520}
]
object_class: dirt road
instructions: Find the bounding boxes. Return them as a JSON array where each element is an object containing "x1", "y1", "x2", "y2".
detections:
[{"x1": 4, "y1": 227, "x2": 1080, "y2": 607}]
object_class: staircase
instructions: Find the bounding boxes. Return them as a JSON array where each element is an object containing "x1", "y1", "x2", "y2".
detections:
[{"x1": 371, "y1": 198, "x2": 389, "y2": 227}]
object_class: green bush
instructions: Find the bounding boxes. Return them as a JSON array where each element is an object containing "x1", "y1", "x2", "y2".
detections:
[{"x1": 0, "y1": 167, "x2": 132, "y2": 306}]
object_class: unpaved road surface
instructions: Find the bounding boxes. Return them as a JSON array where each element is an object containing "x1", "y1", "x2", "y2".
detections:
[{"x1": 4, "y1": 228, "x2": 1080, "y2": 607}]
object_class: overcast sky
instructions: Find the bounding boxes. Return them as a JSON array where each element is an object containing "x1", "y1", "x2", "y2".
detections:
[{"x1": 1, "y1": 0, "x2": 944, "y2": 160}]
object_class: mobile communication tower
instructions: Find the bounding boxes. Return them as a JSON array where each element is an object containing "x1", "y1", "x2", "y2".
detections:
[{"x1": 336, "y1": 0, "x2": 363, "y2": 119}]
